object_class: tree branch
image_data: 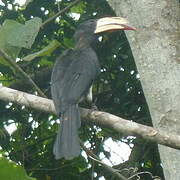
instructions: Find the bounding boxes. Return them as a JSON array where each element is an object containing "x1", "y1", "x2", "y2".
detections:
[
  {"x1": 0, "y1": 85, "x2": 180, "y2": 150},
  {"x1": 80, "y1": 141, "x2": 128, "y2": 180},
  {"x1": 9, "y1": 67, "x2": 52, "y2": 91},
  {"x1": 0, "y1": 49, "x2": 46, "y2": 98},
  {"x1": 41, "y1": 0, "x2": 81, "y2": 28}
]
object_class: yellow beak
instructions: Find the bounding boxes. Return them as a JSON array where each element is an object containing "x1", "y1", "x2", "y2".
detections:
[{"x1": 94, "y1": 17, "x2": 136, "y2": 34}]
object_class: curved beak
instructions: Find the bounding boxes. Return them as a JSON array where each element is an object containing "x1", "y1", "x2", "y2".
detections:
[{"x1": 94, "y1": 17, "x2": 136, "y2": 34}]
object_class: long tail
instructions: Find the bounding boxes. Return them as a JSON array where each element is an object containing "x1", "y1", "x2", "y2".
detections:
[{"x1": 53, "y1": 104, "x2": 81, "y2": 160}]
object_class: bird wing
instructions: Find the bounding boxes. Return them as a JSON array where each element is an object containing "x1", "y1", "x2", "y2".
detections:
[
  {"x1": 51, "y1": 48, "x2": 100, "y2": 115},
  {"x1": 51, "y1": 49, "x2": 74, "y2": 115}
]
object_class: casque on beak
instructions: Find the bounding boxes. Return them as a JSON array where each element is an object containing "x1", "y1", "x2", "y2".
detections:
[{"x1": 94, "y1": 17, "x2": 136, "y2": 34}]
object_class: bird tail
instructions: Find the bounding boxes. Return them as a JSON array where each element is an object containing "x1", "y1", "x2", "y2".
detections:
[{"x1": 53, "y1": 104, "x2": 81, "y2": 160}]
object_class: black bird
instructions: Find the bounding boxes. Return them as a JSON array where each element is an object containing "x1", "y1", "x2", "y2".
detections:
[{"x1": 51, "y1": 17, "x2": 135, "y2": 160}]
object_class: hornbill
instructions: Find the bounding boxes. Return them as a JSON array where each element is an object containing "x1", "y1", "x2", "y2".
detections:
[{"x1": 51, "y1": 17, "x2": 135, "y2": 160}]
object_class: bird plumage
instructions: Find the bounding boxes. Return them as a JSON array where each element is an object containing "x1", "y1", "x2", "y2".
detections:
[
  {"x1": 51, "y1": 47, "x2": 100, "y2": 159},
  {"x1": 51, "y1": 17, "x2": 135, "y2": 159}
]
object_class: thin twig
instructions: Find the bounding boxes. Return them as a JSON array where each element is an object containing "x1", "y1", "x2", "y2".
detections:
[
  {"x1": 80, "y1": 141, "x2": 128, "y2": 180},
  {"x1": 41, "y1": 0, "x2": 81, "y2": 28},
  {"x1": 91, "y1": 159, "x2": 95, "y2": 180},
  {"x1": 128, "y1": 171, "x2": 160, "y2": 180},
  {"x1": 0, "y1": 49, "x2": 46, "y2": 97},
  {"x1": 27, "y1": 161, "x2": 78, "y2": 171}
]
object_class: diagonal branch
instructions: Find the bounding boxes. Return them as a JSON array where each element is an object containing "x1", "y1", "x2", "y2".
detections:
[
  {"x1": 0, "y1": 85, "x2": 180, "y2": 150},
  {"x1": 0, "y1": 49, "x2": 46, "y2": 98},
  {"x1": 41, "y1": 0, "x2": 81, "y2": 28}
]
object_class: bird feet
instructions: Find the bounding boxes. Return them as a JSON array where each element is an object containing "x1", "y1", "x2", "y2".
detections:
[{"x1": 90, "y1": 98, "x2": 98, "y2": 111}]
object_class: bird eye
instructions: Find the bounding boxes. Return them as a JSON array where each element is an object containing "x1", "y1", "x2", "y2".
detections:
[{"x1": 88, "y1": 19, "x2": 95, "y2": 24}]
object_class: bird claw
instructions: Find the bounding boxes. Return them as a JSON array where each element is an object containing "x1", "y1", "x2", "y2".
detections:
[{"x1": 90, "y1": 98, "x2": 98, "y2": 111}]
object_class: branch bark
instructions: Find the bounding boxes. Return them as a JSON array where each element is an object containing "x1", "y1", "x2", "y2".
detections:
[{"x1": 1, "y1": 85, "x2": 180, "y2": 150}]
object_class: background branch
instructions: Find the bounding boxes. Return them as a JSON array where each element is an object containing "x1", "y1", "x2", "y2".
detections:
[
  {"x1": 9, "y1": 67, "x2": 52, "y2": 92},
  {"x1": 0, "y1": 49, "x2": 46, "y2": 97},
  {"x1": 41, "y1": 0, "x2": 81, "y2": 28},
  {"x1": 0, "y1": 85, "x2": 180, "y2": 150}
]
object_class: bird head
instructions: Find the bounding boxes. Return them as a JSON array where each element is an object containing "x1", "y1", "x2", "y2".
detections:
[{"x1": 74, "y1": 17, "x2": 136, "y2": 47}]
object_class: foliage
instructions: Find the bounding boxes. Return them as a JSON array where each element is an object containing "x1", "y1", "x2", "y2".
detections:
[
  {"x1": 0, "y1": 157, "x2": 36, "y2": 180},
  {"x1": 0, "y1": 0, "x2": 164, "y2": 179}
]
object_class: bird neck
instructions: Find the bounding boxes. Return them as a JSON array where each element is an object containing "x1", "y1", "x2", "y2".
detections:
[{"x1": 74, "y1": 36, "x2": 97, "y2": 50}]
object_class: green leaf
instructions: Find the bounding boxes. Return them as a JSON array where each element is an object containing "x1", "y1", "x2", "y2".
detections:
[
  {"x1": 0, "y1": 21, "x2": 21, "y2": 59},
  {"x1": 23, "y1": 40, "x2": 61, "y2": 61},
  {"x1": 63, "y1": 37, "x2": 74, "y2": 48},
  {"x1": 0, "y1": 157, "x2": 36, "y2": 180},
  {"x1": 0, "y1": 17, "x2": 42, "y2": 63},
  {"x1": 38, "y1": 58, "x2": 53, "y2": 66},
  {"x1": 70, "y1": 2, "x2": 85, "y2": 14},
  {"x1": 8, "y1": 17, "x2": 42, "y2": 49}
]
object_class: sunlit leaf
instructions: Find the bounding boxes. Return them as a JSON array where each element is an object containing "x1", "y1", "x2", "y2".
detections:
[{"x1": 23, "y1": 40, "x2": 61, "y2": 61}]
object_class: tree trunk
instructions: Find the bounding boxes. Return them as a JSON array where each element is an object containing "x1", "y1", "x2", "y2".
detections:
[{"x1": 107, "y1": 0, "x2": 180, "y2": 179}]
